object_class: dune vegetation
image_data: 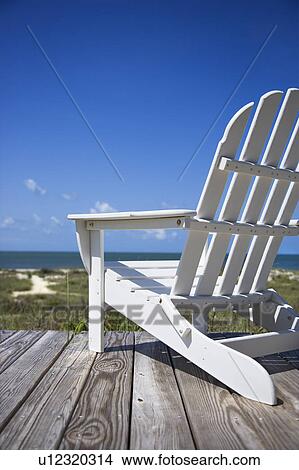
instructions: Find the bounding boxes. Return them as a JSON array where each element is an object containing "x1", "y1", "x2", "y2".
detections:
[{"x1": 0, "y1": 268, "x2": 298, "y2": 334}]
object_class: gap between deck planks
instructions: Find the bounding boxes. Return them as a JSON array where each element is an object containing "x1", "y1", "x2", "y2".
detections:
[
  {"x1": 0, "y1": 330, "x2": 17, "y2": 344},
  {"x1": 61, "y1": 332, "x2": 134, "y2": 450},
  {"x1": 0, "y1": 331, "x2": 299, "y2": 450},
  {"x1": 0, "y1": 331, "x2": 70, "y2": 433},
  {"x1": 0, "y1": 330, "x2": 46, "y2": 374},
  {"x1": 130, "y1": 332, "x2": 195, "y2": 450},
  {"x1": 169, "y1": 345, "x2": 299, "y2": 449},
  {"x1": 0, "y1": 333, "x2": 95, "y2": 449}
]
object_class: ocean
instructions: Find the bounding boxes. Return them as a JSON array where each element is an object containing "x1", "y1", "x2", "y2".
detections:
[{"x1": 0, "y1": 251, "x2": 299, "y2": 270}]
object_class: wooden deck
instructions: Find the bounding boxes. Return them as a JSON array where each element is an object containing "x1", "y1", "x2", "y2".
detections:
[{"x1": 0, "y1": 329, "x2": 299, "y2": 450}]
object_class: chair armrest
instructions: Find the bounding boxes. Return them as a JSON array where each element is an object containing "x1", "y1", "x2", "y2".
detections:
[
  {"x1": 289, "y1": 219, "x2": 299, "y2": 226},
  {"x1": 72, "y1": 209, "x2": 197, "y2": 274},
  {"x1": 68, "y1": 209, "x2": 197, "y2": 230},
  {"x1": 68, "y1": 209, "x2": 196, "y2": 221}
]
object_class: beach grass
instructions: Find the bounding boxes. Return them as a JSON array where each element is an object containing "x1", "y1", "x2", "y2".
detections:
[
  {"x1": 268, "y1": 273, "x2": 299, "y2": 312},
  {"x1": 0, "y1": 271, "x2": 32, "y2": 301},
  {"x1": 0, "y1": 268, "x2": 298, "y2": 333}
]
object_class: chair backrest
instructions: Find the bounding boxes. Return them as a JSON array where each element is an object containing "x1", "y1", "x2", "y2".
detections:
[{"x1": 172, "y1": 88, "x2": 299, "y2": 297}]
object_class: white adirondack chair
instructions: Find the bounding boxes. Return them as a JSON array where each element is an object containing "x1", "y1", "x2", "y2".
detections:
[{"x1": 69, "y1": 88, "x2": 299, "y2": 405}]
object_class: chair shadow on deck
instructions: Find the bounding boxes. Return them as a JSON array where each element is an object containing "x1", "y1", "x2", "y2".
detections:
[{"x1": 104, "y1": 335, "x2": 299, "y2": 401}]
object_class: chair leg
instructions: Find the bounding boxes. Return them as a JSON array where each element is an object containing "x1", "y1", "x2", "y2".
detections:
[
  {"x1": 193, "y1": 307, "x2": 209, "y2": 334},
  {"x1": 105, "y1": 277, "x2": 276, "y2": 404},
  {"x1": 250, "y1": 300, "x2": 299, "y2": 332},
  {"x1": 88, "y1": 230, "x2": 105, "y2": 352}
]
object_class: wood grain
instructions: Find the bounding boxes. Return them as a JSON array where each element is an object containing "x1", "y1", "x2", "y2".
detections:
[
  {"x1": 229, "y1": 343, "x2": 299, "y2": 449},
  {"x1": 169, "y1": 346, "x2": 265, "y2": 449},
  {"x1": 130, "y1": 332, "x2": 194, "y2": 450},
  {"x1": 0, "y1": 333, "x2": 95, "y2": 449},
  {"x1": 0, "y1": 330, "x2": 45, "y2": 374},
  {"x1": 0, "y1": 330, "x2": 298, "y2": 450},
  {"x1": 280, "y1": 348, "x2": 299, "y2": 369},
  {"x1": 60, "y1": 331, "x2": 134, "y2": 450},
  {"x1": 0, "y1": 331, "x2": 16, "y2": 344},
  {"x1": 0, "y1": 330, "x2": 69, "y2": 434}
]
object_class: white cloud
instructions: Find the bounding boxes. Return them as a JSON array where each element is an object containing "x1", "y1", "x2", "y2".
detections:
[
  {"x1": 90, "y1": 201, "x2": 117, "y2": 213},
  {"x1": 1, "y1": 216, "x2": 15, "y2": 228},
  {"x1": 33, "y1": 213, "x2": 42, "y2": 224},
  {"x1": 50, "y1": 216, "x2": 63, "y2": 226},
  {"x1": 142, "y1": 229, "x2": 179, "y2": 240},
  {"x1": 62, "y1": 192, "x2": 76, "y2": 201},
  {"x1": 143, "y1": 229, "x2": 167, "y2": 240},
  {"x1": 24, "y1": 178, "x2": 46, "y2": 195}
]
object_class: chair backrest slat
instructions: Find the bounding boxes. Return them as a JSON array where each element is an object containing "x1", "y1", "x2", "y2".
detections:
[
  {"x1": 195, "y1": 91, "x2": 283, "y2": 296},
  {"x1": 171, "y1": 102, "x2": 253, "y2": 295},
  {"x1": 252, "y1": 180, "x2": 299, "y2": 292},
  {"x1": 218, "y1": 88, "x2": 299, "y2": 295},
  {"x1": 240, "y1": 89, "x2": 299, "y2": 223},
  {"x1": 173, "y1": 88, "x2": 299, "y2": 298},
  {"x1": 236, "y1": 119, "x2": 299, "y2": 293}
]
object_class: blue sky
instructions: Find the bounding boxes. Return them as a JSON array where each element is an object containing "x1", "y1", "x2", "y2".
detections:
[{"x1": 0, "y1": 0, "x2": 298, "y2": 252}]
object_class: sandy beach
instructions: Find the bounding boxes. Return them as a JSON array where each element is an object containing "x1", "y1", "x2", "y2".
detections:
[{"x1": 4, "y1": 267, "x2": 299, "y2": 296}]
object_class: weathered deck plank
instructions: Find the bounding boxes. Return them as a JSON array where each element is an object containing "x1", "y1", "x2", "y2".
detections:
[
  {"x1": 0, "y1": 331, "x2": 69, "y2": 433},
  {"x1": 0, "y1": 333, "x2": 95, "y2": 449},
  {"x1": 280, "y1": 349, "x2": 299, "y2": 369},
  {"x1": 60, "y1": 331, "x2": 134, "y2": 450},
  {"x1": 0, "y1": 330, "x2": 45, "y2": 374},
  {"x1": 130, "y1": 332, "x2": 195, "y2": 450},
  {"x1": 228, "y1": 351, "x2": 299, "y2": 449},
  {"x1": 0, "y1": 331, "x2": 16, "y2": 344},
  {"x1": 168, "y1": 347, "x2": 265, "y2": 449},
  {"x1": 0, "y1": 330, "x2": 298, "y2": 450}
]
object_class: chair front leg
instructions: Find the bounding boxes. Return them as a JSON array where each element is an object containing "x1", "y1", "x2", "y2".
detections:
[
  {"x1": 250, "y1": 299, "x2": 299, "y2": 332},
  {"x1": 89, "y1": 230, "x2": 105, "y2": 352},
  {"x1": 193, "y1": 305, "x2": 210, "y2": 334}
]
